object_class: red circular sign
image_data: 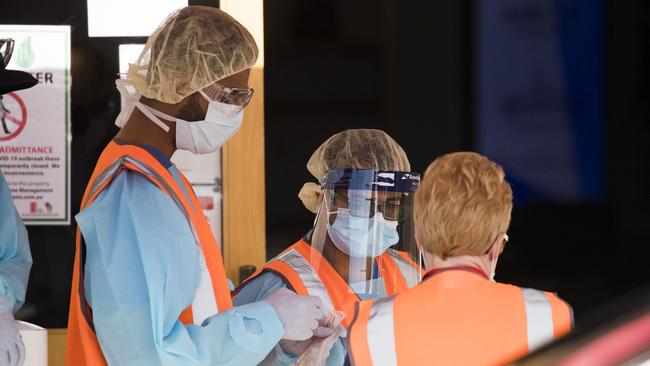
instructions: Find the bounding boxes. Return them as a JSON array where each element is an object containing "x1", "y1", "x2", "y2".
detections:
[{"x1": 0, "y1": 92, "x2": 28, "y2": 142}]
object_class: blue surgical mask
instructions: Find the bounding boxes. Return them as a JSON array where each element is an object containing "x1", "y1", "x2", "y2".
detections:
[{"x1": 326, "y1": 208, "x2": 400, "y2": 258}]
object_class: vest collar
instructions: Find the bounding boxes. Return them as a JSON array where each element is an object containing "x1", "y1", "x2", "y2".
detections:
[
  {"x1": 423, "y1": 266, "x2": 489, "y2": 281},
  {"x1": 113, "y1": 138, "x2": 173, "y2": 168}
]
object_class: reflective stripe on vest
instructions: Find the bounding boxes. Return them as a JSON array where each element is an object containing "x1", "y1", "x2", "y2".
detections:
[
  {"x1": 366, "y1": 296, "x2": 398, "y2": 366},
  {"x1": 86, "y1": 156, "x2": 194, "y2": 236},
  {"x1": 273, "y1": 249, "x2": 335, "y2": 312},
  {"x1": 357, "y1": 287, "x2": 558, "y2": 365},
  {"x1": 521, "y1": 288, "x2": 555, "y2": 352},
  {"x1": 268, "y1": 246, "x2": 419, "y2": 313},
  {"x1": 385, "y1": 249, "x2": 420, "y2": 288}
]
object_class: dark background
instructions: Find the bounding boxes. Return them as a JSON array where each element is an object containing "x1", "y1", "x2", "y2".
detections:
[{"x1": 2, "y1": 0, "x2": 649, "y2": 328}]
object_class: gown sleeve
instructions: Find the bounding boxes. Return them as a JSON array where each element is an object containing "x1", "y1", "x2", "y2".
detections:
[{"x1": 0, "y1": 172, "x2": 32, "y2": 313}]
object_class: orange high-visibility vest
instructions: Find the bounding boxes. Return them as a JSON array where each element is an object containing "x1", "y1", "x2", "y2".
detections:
[
  {"x1": 239, "y1": 240, "x2": 421, "y2": 327},
  {"x1": 348, "y1": 267, "x2": 573, "y2": 366},
  {"x1": 66, "y1": 141, "x2": 233, "y2": 366}
]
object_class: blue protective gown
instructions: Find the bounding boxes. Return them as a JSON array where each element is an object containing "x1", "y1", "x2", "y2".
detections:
[
  {"x1": 75, "y1": 145, "x2": 284, "y2": 366},
  {"x1": 0, "y1": 171, "x2": 32, "y2": 313},
  {"x1": 233, "y1": 245, "x2": 388, "y2": 366}
]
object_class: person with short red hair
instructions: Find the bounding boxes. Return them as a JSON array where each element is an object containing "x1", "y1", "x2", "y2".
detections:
[{"x1": 348, "y1": 152, "x2": 573, "y2": 366}]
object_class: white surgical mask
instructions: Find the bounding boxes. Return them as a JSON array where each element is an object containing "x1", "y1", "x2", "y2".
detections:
[
  {"x1": 326, "y1": 208, "x2": 399, "y2": 258},
  {"x1": 175, "y1": 94, "x2": 244, "y2": 154},
  {"x1": 115, "y1": 80, "x2": 244, "y2": 154}
]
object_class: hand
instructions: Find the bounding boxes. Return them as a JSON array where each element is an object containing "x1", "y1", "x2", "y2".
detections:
[
  {"x1": 279, "y1": 338, "x2": 313, "y2": 357},
  {"x1": 0, "y1": 297, "x2": 25, "y2": 366},
  {"x1": 278, "y1": 316, "x2": 336, "y2": 356},
  {"x1": 264, "y1": 288, "x2": 328, "y2": 341},
  {"x1": 295, "y1": 311, "x2": 347, "y2": 366}
]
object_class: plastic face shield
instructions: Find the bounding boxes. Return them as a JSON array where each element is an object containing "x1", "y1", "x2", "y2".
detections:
[{"x1": 309, "y1": 169, "x2": 422, "y2": 298}]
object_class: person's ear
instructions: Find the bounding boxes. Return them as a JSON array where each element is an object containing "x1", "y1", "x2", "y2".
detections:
[{"x1": 487, "y1": 235, "x2": 504, "y2": 261}]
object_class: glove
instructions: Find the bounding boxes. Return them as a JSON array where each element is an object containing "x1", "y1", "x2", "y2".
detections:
[
  {"x1": 278, "y1": 316, "x2": 336, "y2": 356},
  {"x1": 265, "y1": 288, "x2": 328, "y2": 341},
  {"x1": 296, "y1": 311, "x2": 346, "y2": 366},
  {"x1": 0, "y1": 297, "x2": 25, "y2": 366}
]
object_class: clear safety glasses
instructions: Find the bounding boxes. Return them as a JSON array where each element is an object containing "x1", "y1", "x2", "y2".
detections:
[
  {"x1": 0, "y1": 39, "x2": 15, "y2": 68},
  {"x1": 331, "y1": 190, "x2": 409, "y2": 222},
  {"x1": 201, "y1": 82, "x2": 255, "y2": 115}
]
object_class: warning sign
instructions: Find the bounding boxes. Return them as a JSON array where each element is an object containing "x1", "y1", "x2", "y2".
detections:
[
  {"x1": 0, "y1": 93, "x2": 28, "y2": 142},
  {"x1": 0, "y1": 25, "x2": 71, "y2": 225}
]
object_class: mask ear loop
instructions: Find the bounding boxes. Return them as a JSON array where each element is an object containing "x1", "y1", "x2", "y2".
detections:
[
  {"x1": 419, "y1": 248, "x2": 425, "y2": 282},
  {"x1": 314, "y1": 178, "x2": 330, "y2": 228},
  {"x1": 489, "y1": 233, "x2": 507, "y2": 281},
  {"x1": 115, "y1": 79, "x2": 174, "y2": 132},
  {"x1": 135, "y1": 104, "x2": 173, "y2": 132},
  {"x1": 412, "y1": 220, "x2": 425, "y2": 282}
]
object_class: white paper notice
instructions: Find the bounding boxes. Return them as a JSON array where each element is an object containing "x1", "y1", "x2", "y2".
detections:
[{"x1": 0, "y1": 25, "x2": 71, "y2": 225}]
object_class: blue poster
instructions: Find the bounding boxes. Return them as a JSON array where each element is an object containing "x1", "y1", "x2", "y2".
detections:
[{"x1": 475, "y1": 0, "x2": 604, "y2": 203}]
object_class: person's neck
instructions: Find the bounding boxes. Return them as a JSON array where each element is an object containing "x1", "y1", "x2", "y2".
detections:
[
  {"x1": 423, "y1": 251, "x2": 491, "y2": 276},
  {"x1": 115, "y1": 108, "x2": 176, "y2": 160}
]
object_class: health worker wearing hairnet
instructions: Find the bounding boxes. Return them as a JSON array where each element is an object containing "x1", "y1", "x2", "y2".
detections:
[
  {"x1": 65, "y1": 7, "x2": 328, "y2": 366},
  {"x1": 0, "y1": 38, "x2": 36, "y2": 366},
  {"x1": 347, "y1": 152, "x2": 573, "y2": 366},
  {"x1": 234, "y1": 129, "x2": 422, "y2": 365}
]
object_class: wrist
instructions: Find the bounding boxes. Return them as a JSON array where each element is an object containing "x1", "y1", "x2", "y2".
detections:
[
  {"x1": 263, "y1": 300, "x2": 287, "y2": 337},
  {"x1": 278, "y1": 341, "x2": 298, "y2": 358}
]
